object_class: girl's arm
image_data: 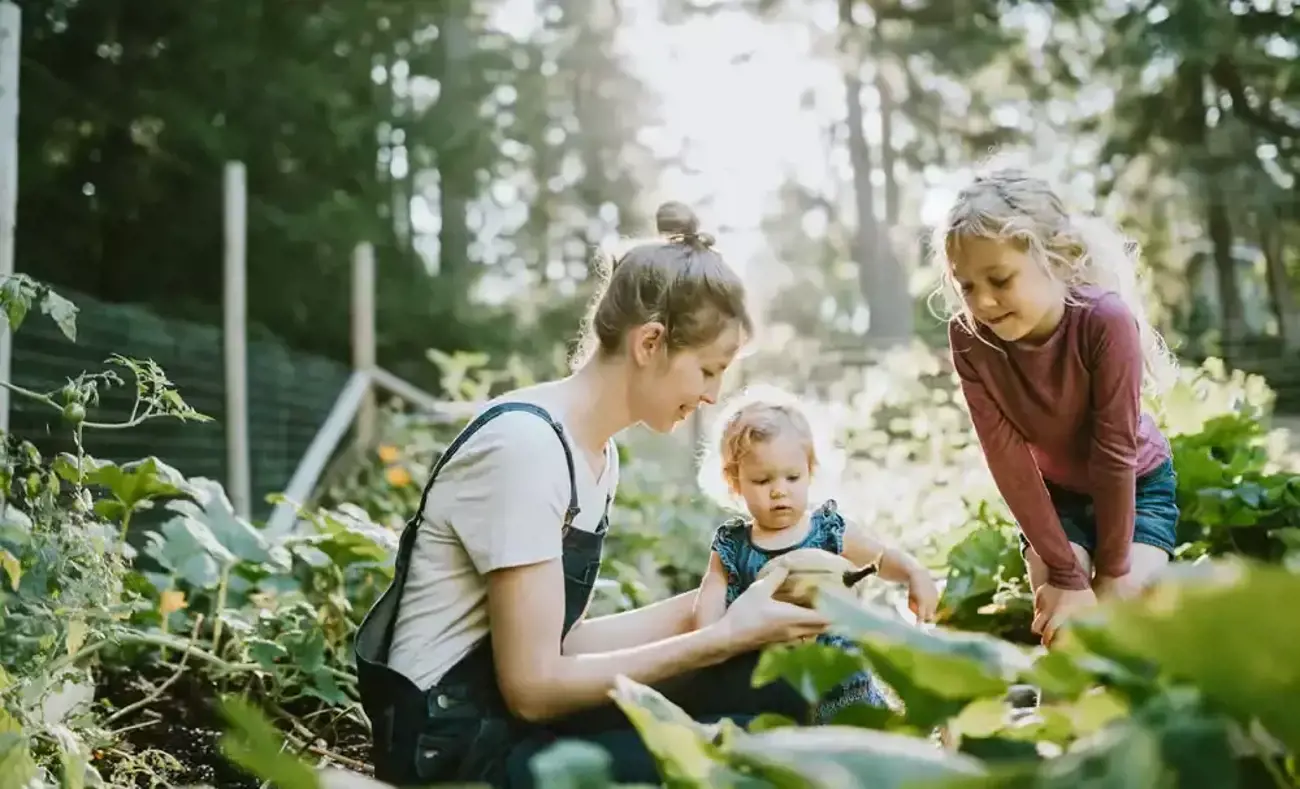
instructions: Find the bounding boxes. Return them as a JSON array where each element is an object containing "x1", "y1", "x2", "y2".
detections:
[
  {"x1": 949, "y1": 325, "x2": 1090, "y2": 591},
  {"x1": 562, "y1": 591, "x2": 697, "y2": 655},
  {"x1": 692, "y1": 551, "x2": 729, "y2": 629},
  {"x1": 1084, "y1": 297, "x2": 1143, "y2": 580},
  {"x1": 488, "y1": 558, "x2": 825, "y2": 722}
]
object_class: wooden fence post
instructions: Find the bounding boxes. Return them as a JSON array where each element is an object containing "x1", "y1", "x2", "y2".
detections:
[{"x1": 223, "y1": 161, "x2": 251, "y2": 519}]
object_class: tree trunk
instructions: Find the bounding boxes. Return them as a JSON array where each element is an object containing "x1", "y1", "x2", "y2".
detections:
[
  {"x1": 1260, "y1": 211, "x2": 1300, "y2": 352},
  {"x1": 435, "y1": 1, "x2": 473, "y2": 302},
  {"x1": 839, "y1": 0, "x2": 911, "y2": 346}
]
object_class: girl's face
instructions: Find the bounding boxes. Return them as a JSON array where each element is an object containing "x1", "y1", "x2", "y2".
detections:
[
  {"x1": 950, "y1": 237, "x2": 1068, "y2": 343},
  {"x1": 628, "y1": 320, "x2": 743, "y2": 433},
  {"x1": 732, "y1": 431, "x2": 811, "y2": 532}
]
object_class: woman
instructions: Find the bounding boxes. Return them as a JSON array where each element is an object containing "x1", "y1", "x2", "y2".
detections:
[{"x1": 354, "y1": 201, "x2": 830, "y2": 788}]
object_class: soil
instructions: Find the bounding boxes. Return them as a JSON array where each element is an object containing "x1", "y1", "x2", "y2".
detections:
[{"x1": 94, "y1": 660, "x2": 372, "y2": 788}]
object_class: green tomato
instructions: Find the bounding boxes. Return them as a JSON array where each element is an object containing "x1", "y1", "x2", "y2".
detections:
[{"x1": 62, "y1": 402, "x2": 86, "y2": 425}]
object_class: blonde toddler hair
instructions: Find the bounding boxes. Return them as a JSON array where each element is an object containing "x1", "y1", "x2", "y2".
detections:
[{"x1": 697, "y1": 384, "x2": 843, "y2": 512}]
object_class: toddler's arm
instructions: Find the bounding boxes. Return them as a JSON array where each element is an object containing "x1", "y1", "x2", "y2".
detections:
[
  {"x1": 692, "y1": 550, "x2": 729, "y2": 630},
  {"x1": 843, "y1": 519, "x2": 939, "y2": 622}
]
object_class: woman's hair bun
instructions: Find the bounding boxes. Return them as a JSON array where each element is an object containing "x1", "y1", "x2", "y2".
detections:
[{"x1": 656, "y1": 201, "x2": 699, "y2": 238}]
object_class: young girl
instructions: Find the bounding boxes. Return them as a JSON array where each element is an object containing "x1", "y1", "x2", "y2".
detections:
[
  {"x1": 932, "y1": 167, "x2": 1181, "y2": 646},
  {"x1": 692, "y1": 387, "x2": 940, "y2": 723}
]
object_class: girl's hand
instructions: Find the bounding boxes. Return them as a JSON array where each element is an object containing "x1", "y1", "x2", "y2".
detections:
[
  {"x1": 1032, "y1": 584, "x2": 1097, "y2": 646},
  {"x1": 718, "y1": 565, "x2": 830, "y2": 651},
  {"x1": 906, "y1": 568, "x2": 940, "y2": 624}
]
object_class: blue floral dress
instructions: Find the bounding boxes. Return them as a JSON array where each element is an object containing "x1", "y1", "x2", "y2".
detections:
[{"x1": 711, "y1": 499, "x2": 888, "y2": 723}]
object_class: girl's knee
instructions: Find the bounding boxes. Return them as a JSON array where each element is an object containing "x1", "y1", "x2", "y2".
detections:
[{"x1": 1126, "y1": 543, "x2": 1170, "y2": 586}]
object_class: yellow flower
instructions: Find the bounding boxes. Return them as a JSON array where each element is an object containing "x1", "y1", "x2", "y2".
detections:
[
  {"x1": 385, "y1": 465, "x2": 412, "y2": 487},
  {"x1": 160, "y1": 589, "x2": 187, "y2": 617},
  {"x1": 377, "y1": 445, "x2": 400, "y2": 464}
]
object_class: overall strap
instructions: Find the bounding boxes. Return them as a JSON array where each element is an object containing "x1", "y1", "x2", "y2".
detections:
[{"x1": 382, "y1": 402, "x2": 580, "y2": 651}]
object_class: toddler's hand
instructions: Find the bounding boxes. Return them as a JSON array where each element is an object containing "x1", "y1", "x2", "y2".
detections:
[
  {"x1": 906, "y1": 568, "x2": 940, "y2": 624},
  {"x1": 1032, "y1": 584, "x2": 1097, "y2": 647}
]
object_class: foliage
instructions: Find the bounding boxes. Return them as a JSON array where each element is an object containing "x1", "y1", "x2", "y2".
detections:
[
  {"x1": 6, "y1": 274, "x2": 1300, "y2": 789},
  {"x1": 0, "y1": 279, "x2": 394, "y2": 787}
]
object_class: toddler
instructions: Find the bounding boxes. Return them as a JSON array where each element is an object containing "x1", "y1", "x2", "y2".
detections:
[{"x1": 692, "y1": 387, "x2": 940, "y2": 724}]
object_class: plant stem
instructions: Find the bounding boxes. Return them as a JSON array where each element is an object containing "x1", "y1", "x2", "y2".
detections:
[
  {"x1": 104, "y1": 616, "x2": 203, "y2": 726},
  {"x1": 211, "y1": 565, "x2": 231, "y2": 653},
  {"x1": 117, "y1": 508, "x2": 134, "y2": 555},
  {"x1": 0, "y1": 380, "x2": 57, "y2": 408}
]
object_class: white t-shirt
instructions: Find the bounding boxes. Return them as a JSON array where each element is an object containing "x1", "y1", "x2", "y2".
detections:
[{"x1": 388, "y1": 392, "x2": 619, "y2": 690}]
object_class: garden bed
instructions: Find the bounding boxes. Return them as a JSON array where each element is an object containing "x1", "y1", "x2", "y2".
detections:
[{"x1": 94, "y1": 659, "x2": 372, "y2": 788}]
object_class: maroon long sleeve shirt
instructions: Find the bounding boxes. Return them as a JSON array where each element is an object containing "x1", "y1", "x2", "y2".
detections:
[{"x1": 948, "y1": 286, "x2": 1171, "y2": 590}]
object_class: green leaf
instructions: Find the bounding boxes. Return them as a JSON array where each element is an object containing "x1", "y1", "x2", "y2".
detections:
[
  {"x1": 816, "y1": 591, "x2": 1032, "y2": 730},
  {"x1": 85, "y1": 457, "x2": 188, "y2": 513},
  {"x1": 528, "y1": 740, "x2": 613, "y2": 789},
  {"x1": 0, "y1": 276, "x2": 32, "y2": 333},
  {"x1": 940, "y1": 719, "x2": 1166, "y2": 788},
  {"x1": 248, "y1": 638, "x2": 289, "y2": 669},
  {"x1": 144, "y1": 516, "x2": 236, "y2": 588},
  {"x1": 609, "y1": 675, "x2": 729, "y2": 786},
  {"x1": 727, "y1": 726, "x2": 988, "y2": 789},
  {"x1": 0, "y1": 549, "x2": 19, "y2": 591},
  {"x1": 164, "y1": 477, "x2": 275, "y2": 566},
  {"x1": 40, "y1": 289, "x2": 79, "y2": 342},
  {"x1": 219, "y1": 696, "x2": 320, "y2": 789},
  {"x1": 752, "y1": 641, "x2": 872, "y2": 709},
  {"x1": 51, "y1": 453, "x2": 112, "y2": 484},
  {"x1": 0, "y1": 711, "x2": 37, "y2": 789},
  {"x1": 1065, "y1": 559, "x2": 1300, "y2": 753},
  {"x1": 938, "y1": 526, "x2": 1024, "y2": 619}
]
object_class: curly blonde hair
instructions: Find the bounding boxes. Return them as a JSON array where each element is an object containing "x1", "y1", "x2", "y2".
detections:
[
  {"x1": 697, "y1": 384, "x2": 844, "y2": 512},
  {"x1": 928, "y1": 167, "x2": 1178, "y2": 394}
]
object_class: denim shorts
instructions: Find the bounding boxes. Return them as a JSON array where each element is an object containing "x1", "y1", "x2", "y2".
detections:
[{"x1": 1018, "y1": 458, "x2": 1180, "y2": 559}]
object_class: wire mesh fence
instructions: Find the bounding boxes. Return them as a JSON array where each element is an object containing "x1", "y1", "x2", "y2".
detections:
[{"x1": 8, "y1": 286, "x2": 350, "y2": 522}]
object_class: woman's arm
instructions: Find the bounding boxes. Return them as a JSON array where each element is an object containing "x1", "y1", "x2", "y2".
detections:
[
  {"x1": 561, "y1": 591, "x2": 697, "y2": 655},
  {"x1": 488, "y1": 559, "x2": 824, "y2": 722}
]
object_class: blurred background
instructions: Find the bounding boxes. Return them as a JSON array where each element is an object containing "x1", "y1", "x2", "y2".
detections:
[{"x1": 7, "y1": 0, "x2": 1300, "y2": 599}]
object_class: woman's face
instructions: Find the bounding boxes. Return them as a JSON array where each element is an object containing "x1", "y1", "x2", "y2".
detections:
[{"x1": 629, "y1": 320, "x2": 743, "y2": 433}]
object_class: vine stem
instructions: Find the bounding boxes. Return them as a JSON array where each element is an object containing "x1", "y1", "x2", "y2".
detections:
[
  {"x1": 0, "y1": 379, "x2": 159, "y2": 430},
  {"x1": 103, "y1": 615, "x2": 204, "y2": 726}
]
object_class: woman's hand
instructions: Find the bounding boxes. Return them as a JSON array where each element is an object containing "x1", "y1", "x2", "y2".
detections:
[
  {"x1": 717, "y1": 565, "x2": 830, "y2": 651},
  {"x1": 906, "y1": 567, "x2": 940, "y2": 624},
  {"x1": 1032, "y1": 584, "x2": 1097, "y2": 646}
]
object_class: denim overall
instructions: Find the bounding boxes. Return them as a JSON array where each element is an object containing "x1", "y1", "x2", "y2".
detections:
[{"x1": 354, "y1": 402, "x2": 607, "y2": 787}]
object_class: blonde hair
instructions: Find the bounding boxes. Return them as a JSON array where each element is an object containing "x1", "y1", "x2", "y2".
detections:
[
  {"x1": 697, "y1": 385, "x2": 843, "y2": 512},
  {"x1": 928, "y1": 167, "x2": 1178, "y2": 394},
  {"x1": 571, "y1": 201, "x2": 752, "y2": 369}
]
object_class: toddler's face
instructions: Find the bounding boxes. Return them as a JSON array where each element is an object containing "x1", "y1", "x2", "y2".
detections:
[
  {"x1": 949, "y1": 236, "x2": 1067, "y2": 343},
  {"x1": 733, "y1": 431, "x2": 811, "y2": 531}
]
